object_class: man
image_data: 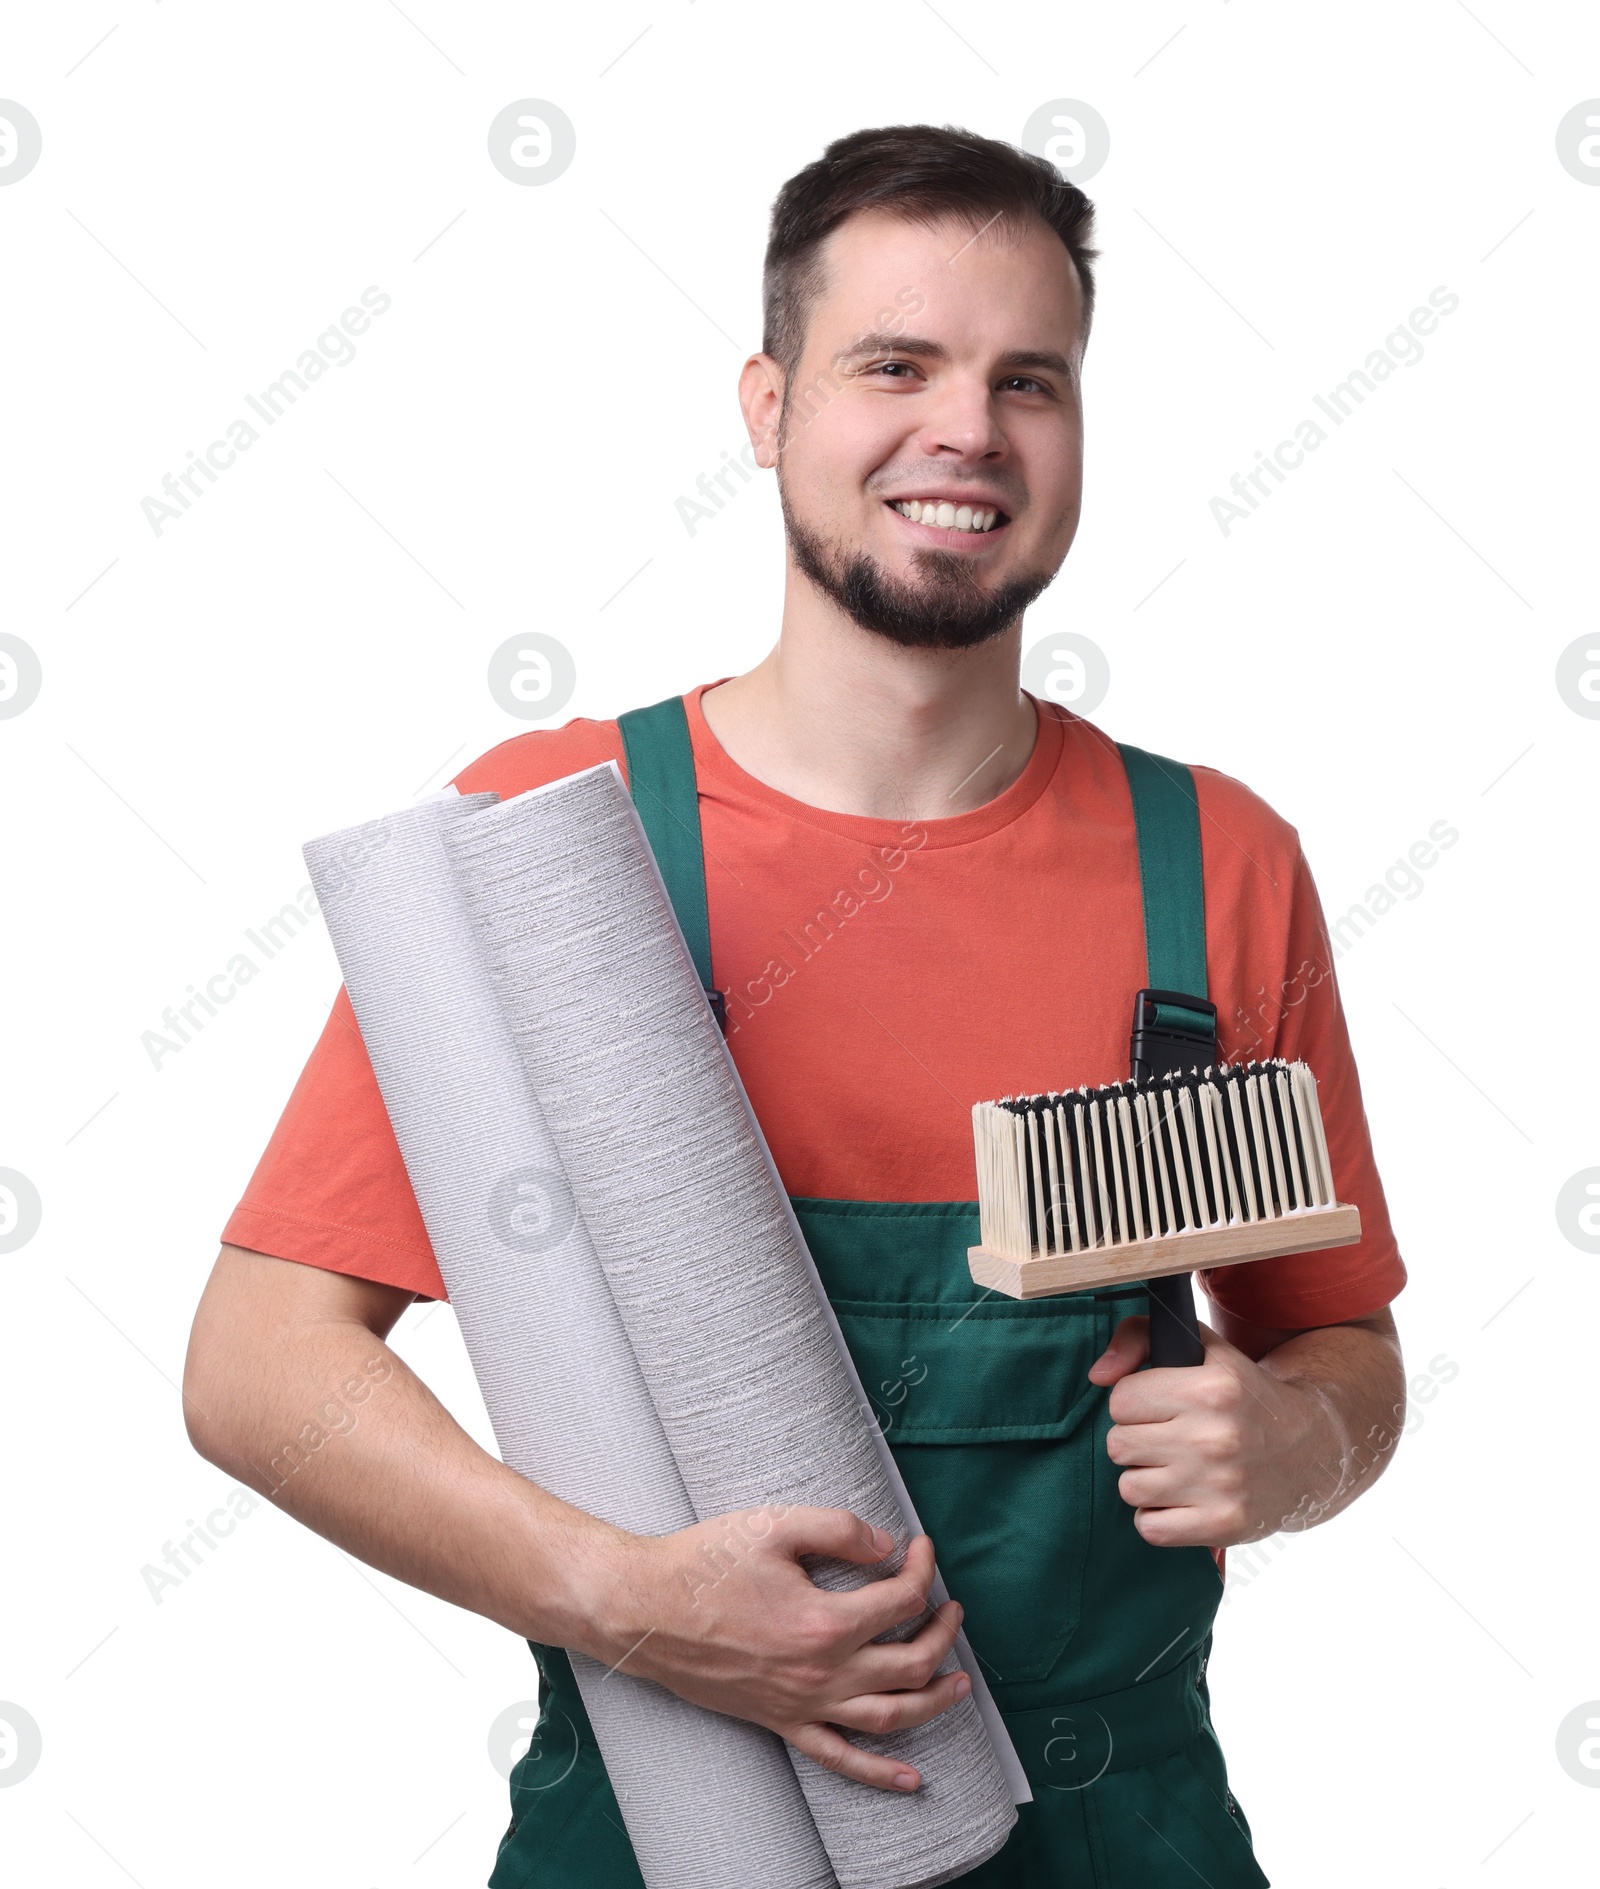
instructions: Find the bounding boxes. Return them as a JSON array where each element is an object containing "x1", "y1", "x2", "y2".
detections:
[{"x1": 186, "y1": 124, "x2": 1406, "y2": 1885}]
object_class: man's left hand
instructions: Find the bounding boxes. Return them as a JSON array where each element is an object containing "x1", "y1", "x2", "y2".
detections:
[{"x1": 1088, "y1": 1314, "x2": 1346, "y2": 1549}]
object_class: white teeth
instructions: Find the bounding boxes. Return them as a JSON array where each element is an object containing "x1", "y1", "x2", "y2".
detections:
[{"x1": 892, "y1": 500, "x2": 1001, "y2": 533}]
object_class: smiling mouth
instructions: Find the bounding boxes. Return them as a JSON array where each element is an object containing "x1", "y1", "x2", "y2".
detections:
[{"x1": 884, "y1": 498, "x2": 1011, "y2": 544}]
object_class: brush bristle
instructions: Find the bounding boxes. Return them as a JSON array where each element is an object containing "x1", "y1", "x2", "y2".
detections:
[{"x1": 972, "y1": 1059, "x2": 1338, "y2": 1264}]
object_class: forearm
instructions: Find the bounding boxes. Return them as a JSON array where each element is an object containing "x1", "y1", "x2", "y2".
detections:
[
  {"x1": 1243, "y1": 1311, "x2": 1407, "y2": 1533},
  {"x1": 184, "y1": 1282, "x2": 630, "y2": 1656},
  {"x1": 183, "y1": 1251, "x2": 973, "y2": 1793}
]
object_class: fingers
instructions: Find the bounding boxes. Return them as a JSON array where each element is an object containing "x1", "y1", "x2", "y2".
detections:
[
  {"x1": 1109, "y1": 1329, "x2": 1234, "y2": 1423},
  {"x1": 841, "y1": 1533, "x2": 940, "y2": 1642},
  {"x1": 1105, "y1": 1420, "x2": 1179, "y2": 1468},
  {"x1": 1091, "y1": 1316, "x2": 1238, "y2": 1407},
  {"x1": 785, "y1": 1719, "x2": 926, "y2": 1794},
  {"x1": 845, "y1": 1595, "x2": 965, "y2": 1694},
  {"x1": 1087, "y1": 1313, "x2": 1149, "y2": 1385},
  {"x1": 827, "y1": 1665, "x2": 974, "y2": 1740},
  {"x1": 1132, "y1": 1501, "x2": 1222, "y2": 1549},
  {"x1": 784, "y1": 1645, "x2": 975, "y2": 1794},
  {"x1": 1107, "y1": 1342, "x2": 1244, "y2": 1443},
  {"x1": 641, "y1": 1508, "x2": 978, "y2": 1785},
  {"x1": 1116, "y1": 1464, "x2": 1191, "y2": 1508},
  {"x1": 761, "y1": 1510, "x2": 949, "y2": 1650},
  {"x1": 768, "y1": 1504, "x2": 896, "y2": 1567},
  {"x1": 1108, "y1": 1367, "x2": 1198, "y2": 1425}
]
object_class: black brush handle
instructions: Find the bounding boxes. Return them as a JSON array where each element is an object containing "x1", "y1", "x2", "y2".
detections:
[
  {"x1": 1146, "y1": 1273, "x2": 1205, "y2": 1369},
  {"x1": 1130, "y1": 989, "x2": 1217, "y2": 1371}
]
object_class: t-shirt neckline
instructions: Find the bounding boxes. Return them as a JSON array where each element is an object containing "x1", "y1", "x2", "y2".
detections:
[{"x1": 684, "y1": 678, "x2": 1065, "y2": 850}]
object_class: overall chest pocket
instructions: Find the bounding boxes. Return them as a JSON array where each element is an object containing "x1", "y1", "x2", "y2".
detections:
[{"x1": 798, "y1": 1199, "x2": 1130, "y2": 1692}]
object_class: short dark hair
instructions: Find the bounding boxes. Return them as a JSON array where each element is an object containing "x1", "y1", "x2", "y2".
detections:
[{"x1": 762, "y1": 123, "x2": 1098, "y2": 389}]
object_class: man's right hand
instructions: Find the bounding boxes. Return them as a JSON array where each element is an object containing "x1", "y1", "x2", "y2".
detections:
[
  {"x1": 587, "y1": 1507, "x2": 971, "y2": 1793},
  {"x1": 185, "y1": 1250, "x2": 969, "y2": 1794}
]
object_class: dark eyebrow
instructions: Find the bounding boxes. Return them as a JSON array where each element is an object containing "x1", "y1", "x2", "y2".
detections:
[{"x1": 832, "y1": 332, "x2": 1077, "y2": 382}]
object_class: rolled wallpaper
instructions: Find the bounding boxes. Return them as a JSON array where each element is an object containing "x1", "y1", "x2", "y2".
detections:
[
  {"x1": 304, "y1": 794, "x2": 836, "y2": 1889},
  {"x1": 441, "y1": 764, "x2": 1018, "y2": 1889}
]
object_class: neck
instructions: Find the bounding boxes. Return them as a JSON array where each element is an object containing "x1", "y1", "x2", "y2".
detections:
[{"x1": 700, "y1": 577, "x2": 1040, "y2": 822}]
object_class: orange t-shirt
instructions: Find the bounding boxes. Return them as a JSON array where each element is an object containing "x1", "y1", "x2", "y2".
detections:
[{"x1": 222, "y1": 684, "x2": 1405, "y2": 1328}]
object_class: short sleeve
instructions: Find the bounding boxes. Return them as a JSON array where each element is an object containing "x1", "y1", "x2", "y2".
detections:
[
  {"x1": 219, "y1": 714, "x2": 629, "y2": 1298},
  {"x1": 1198, "y1": 848, "x2": 1407, "y2": 1329},
  {"x1": 221, "y1": 984, "x2": 448, "y2": 1300}
]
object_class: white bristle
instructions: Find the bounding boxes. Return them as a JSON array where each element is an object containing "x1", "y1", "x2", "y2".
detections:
[
  {"x1": 1293, "y1": 1063, "x2": 1334, "y2": 1205},
  {"x1": 1107, "y1": 1096, "x2": 1132, "y2": 1243},
  {"x1": 1258, "y1": 1069, "x2": 1291, "y2": 1215},
  {"x1": 1010, "y1": 1108, "x2": 1029, "y2": 1257},
  {"x1": 1177, "y1": 1086, "x2": 1210, "y2": 1227},
  {"x1": 1116, "y1": 1094, "x2": 1144, "y2": 1241},
  {"x1": 1244, "y1": 1074, "x2": 1272, "y2": 1215},
  {"x1": 1198, "y1": 1082, "x2": 1227, "y2": 1223},
  {"x1": 1210, "y1": 1083, "x2": 1242, "y2": 1223},
  {"x1": 1026, "y1": 1108, "x2": 1047, "y2": 1259},
  {"x1": 972, "y1": 1102, "x2": 993, "y2": 1250},
  {"x1": 1071, "y1": 1101, "x2": 1094, "y2": 1251},
  {"x1": 1149, "y1": 1089, "x2": 1178, "y2": 1236},
  {"x1": 1226, "y1": 1076, "x2": 1258, "y2": 1221},
  {"x1": 1130, "y1": 1090, "x2": 1157, "y2": 1236},
  {"x1": 1274, "y1": 1067, "x2": 1302, "y2": 1211},
  {"x1": 1043, "y1": 1102, "x2": 1064, "y2": 1255},
  {"x1": 1167, "y1": 1086, "x2": 1197, "y2": 1229},
  {"x1": 1092, "y1": 1098, "x2": 1114, "y2": 1244},
  {"x1": 1056, "y1": 1101, "x2": 1080, "y2": 1252}
]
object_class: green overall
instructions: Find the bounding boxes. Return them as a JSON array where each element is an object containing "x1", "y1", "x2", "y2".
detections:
[{"x1": 488, "y1": 701, "x2": 1271, "y2": 1889}]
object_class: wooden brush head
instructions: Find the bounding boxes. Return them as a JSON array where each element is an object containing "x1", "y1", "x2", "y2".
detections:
[{"x1": 969, "y1": 1058, "x2": 1361, "y2": 1301}]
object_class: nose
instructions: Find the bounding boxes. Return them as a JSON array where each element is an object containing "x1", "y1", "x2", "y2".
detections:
[{"x1": 913, "y1": 372, "x2": 1009, "y2": 464}]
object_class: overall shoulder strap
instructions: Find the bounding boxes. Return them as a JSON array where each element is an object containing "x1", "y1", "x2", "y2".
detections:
[
  {"x1": 1118, "y1": 741, "x2": 1213, "y2": 1370},
  {"x1": 1116, "y1": 741, "x2": 1208, "y2": 1008},
  {"x1": 617, "y1": 694, "x2": 714, "y2": 996}
]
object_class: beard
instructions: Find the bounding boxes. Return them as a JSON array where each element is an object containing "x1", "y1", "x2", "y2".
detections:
[{"x1": 777, "y1": 478, "x2": 1060, "y2": 652}]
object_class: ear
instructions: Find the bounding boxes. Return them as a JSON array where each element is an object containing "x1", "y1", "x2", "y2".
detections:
[{"x1": 738, "y1": 353, "x2": 784, "y2": 469}]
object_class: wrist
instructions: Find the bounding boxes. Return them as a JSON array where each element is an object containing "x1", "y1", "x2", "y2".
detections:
[
  {"x1": 567, "y1": 1525, "x2": 661, "y2": 1667},
  {"x1": 504, "y1": 1482, "x2": 653, "y2": 1657}
]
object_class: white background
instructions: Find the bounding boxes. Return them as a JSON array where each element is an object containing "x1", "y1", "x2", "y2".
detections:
[{"x1": 2, "y1": 3, "x2": 1596, "y2": 1883}]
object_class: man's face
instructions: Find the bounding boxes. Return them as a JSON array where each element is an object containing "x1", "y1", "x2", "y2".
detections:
[{"x1": 765, "y1": 207, "x2": 1086, "y2": 651}]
